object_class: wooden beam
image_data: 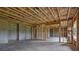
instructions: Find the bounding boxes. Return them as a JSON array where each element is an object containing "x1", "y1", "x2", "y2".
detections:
[
  {"x1": 17, "y1": 8, "x2": 42, "y2": 23},
  {"x1": 48, "y1": 7, "x2": 56, "y2": 21},
  {"x1": 51, "y1": 8, "x2": 57, "y2": 20},
  {"x1": 34, "y1": 8, "x2": 48, "y2": 22},
  {"x1": 28, "y1": 8, "x2": 47, "y2": 23},
  {"x1": 39, "y1": 7, "x2": 52, "y2": 22},
  {"x1": 7, "y1": 8, "x2": 40, "y2": 24},
  {"x1": 0, "y1": 12, "x2": 32, "y2": 26},
  {"x1": 73, "y1": 8, "x2": 79, "y2": 21},
  {"x1": 0, "y1": 8, "x2": 34, "y2": 25},
  {"x1": 77, "y1": 11, "x2": 79, "y2": 50},
  {"x1": 67, "y1": 7, "x2": 71, "y2": 20}
]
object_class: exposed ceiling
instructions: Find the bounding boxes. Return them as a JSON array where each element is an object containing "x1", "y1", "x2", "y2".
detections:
[{"x1": 0, "y1": 7, "x2": 78, "y2": 26}]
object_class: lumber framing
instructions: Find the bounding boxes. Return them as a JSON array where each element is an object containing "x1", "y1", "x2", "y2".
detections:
[{"x1": 0, "y1": 7, "x2": 77, "y2": 26}]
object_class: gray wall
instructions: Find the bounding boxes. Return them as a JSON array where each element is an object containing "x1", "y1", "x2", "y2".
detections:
[
  {"x1": 19, "y1": 24, "x2": 31, "y2": 40},
  {"x1": 0, "y1": 20, "x2": 32, "y2": 44},
  {"x1": 0, "y1": 21, "x2": 8, "y2": 43},
  {"x1": 8, "y1": 23, "x2": 17, "y2": 40},
  {"x1": 25, "y1": 26, "x2": 31, "y2": 39}
]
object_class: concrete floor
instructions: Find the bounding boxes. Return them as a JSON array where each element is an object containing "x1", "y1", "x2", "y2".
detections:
[
  {"x1": 0, "y1": 39, "x2": 72, "y2": 51},
  {"x1": 48, "y1": 37, "x2": 67, "y2": 42}
]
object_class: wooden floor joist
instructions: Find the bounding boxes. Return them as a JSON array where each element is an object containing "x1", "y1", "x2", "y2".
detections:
[{"x1": 0, "y1": 7, "x2": 78, "y2": 26}]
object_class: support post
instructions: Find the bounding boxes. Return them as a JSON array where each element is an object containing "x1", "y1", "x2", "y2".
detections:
[
  {"x1": 59, "y1": 22, "x2": 61, "y2": 43},
  {"x1": 77, "y1": 12, "x2": 79, "y2": 50},
  {"x1": 71, "y1": 20, "x2": 73, "y2": 44},
  {"x1": 17, "y1": 24, "x2": 19, "y2": 40}
]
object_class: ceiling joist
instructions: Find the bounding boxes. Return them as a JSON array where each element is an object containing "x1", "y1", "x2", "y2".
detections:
[{"x1": 0, "y1": 7, "x2": 77, "y2": 26}]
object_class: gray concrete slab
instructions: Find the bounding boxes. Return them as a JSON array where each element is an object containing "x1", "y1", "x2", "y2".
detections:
[{"x1": 0, "y1": 40, "x2": 72, "y2": 51}]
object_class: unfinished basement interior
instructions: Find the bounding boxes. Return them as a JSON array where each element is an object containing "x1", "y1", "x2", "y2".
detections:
[{"x1": 0, "y1": 7, "x2": 79, "y2": 51}]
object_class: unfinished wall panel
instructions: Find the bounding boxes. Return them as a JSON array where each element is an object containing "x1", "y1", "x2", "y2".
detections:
[
  {"x1": 0, "y1": 20, "x2": 8, "y2": 43},
  {"x1": 32, "y1": 24, "x2": 48, "y2": 40},
  {"x1": 8, "y1": 23, "x2": 17, "y2": 40},
  {"x1": 19, "y1": 24, "x2": 32, "y2": 40},
  {"x1": 25, "y1": 26, "x2": 31, "y2": 40},
  {"x1": 19, "y1": 24, "x2": 26, "y2": 40}
]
